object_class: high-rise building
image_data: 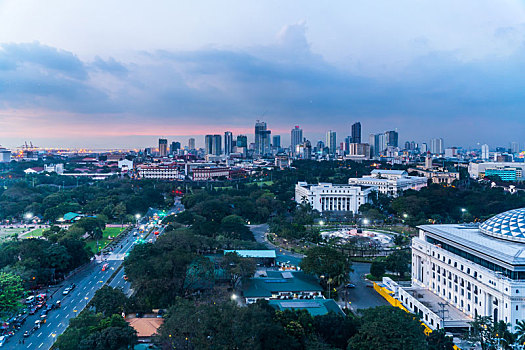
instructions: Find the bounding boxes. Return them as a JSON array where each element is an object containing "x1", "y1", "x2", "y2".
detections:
[
  {"x1": 369, "y1": 134, "x2": 377, "y2": 156},
  {"x1": 291, "y1": 126, "x2": 303, "y2": 155},
  {"x1": 212, "y1": 134, "x2": 222, "y2": 156},
  {"x1": 255, "y1": 120, "x2": 271, "y2": 155},
  {"x1": 420, "y1": 143, "x2": 428, "y2": 153},
  {"x1": 430, "y1": 138, "x2": 444, "y2": 155},
  {"x1": 188, "y1": 138, "x2": 196, "y2": 150},
  {"x1": 205, "y1": 135, "x2": 214, "y2": 155},
  {"x1": 326, "y1": 130, "x2": 337, "y2": 155},
  {"x1": 272, "y1": 135, "x2": 281, "y2": 149},
  {"x1": 158, "y1": 138, "x2": 168, "y2": 157},
  {"x1": 236, "y1": 135, "x2": 248, "y2": 148},
  {"x1": 481, "y1": 144, "x2": 490, "y2": 160},
  {"x1": 511, "y1": 142, "x2": 520, "y2": 154},
  {"x1": 170, "y1": 141, "x2": 181, "y2": 154},
  {"x1": 303, "y1": 140, "x2": 312, "y2": 159},
  {"x1": 224, "y1": 131, "x2": 233, "y2": 155},
  {"x1": 385, "y1": 131, "x2": 398, "y2": 148},
  {"x1": 351, "y1": 122, "x2": 361, "y2": 144}
]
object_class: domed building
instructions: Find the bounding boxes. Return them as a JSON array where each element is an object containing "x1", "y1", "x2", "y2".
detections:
[{"x1": 388, "y1": 208, "x2": 525, "y2": 332}]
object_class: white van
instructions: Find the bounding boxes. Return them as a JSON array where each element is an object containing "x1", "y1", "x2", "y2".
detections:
[{"x1": 25, "y1": 296, "x2": 35, "y2": 304}]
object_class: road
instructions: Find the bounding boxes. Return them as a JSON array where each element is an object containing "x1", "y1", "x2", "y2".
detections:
[
  {"x1": 5, "y1": 199, "x2": 184, "y2": 350},
  {"x1": 250, "y1": 224, "x2": 303, "y2": 259},
  {"x1": 345, "y1": 262, "x2": 389, "y2": 311}
]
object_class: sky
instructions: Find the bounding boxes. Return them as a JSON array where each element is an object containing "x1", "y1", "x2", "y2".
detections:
[{"x1": 0, "y1": 0, "x2": 524, "y2": 149}]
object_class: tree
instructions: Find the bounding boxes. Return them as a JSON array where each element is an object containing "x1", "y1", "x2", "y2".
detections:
[
  {"x1": 464, "y1": 315, "x2": 498, "y2": 350},
  {"x1": 220, "y1": 215, "x2": 253, "y2": 240},
  {"x1": 385, "y1": 250, "x2": 411, "y2": 278},
  {"x1": 348, "y1": 306, "x2": 427, "y2": 350},
  {"x1": 300, "y1": 246, "x2": 352, "y2": 287},
  {"x1": 0, "y1": 272, "x2": 24, "y2": 317},
  {"x1": 370, "y1": 261, "x2": 386, "y2": 279},
  {"x1": 515, "y1": 320, "x2": 525, "y2": 346},
  {"x1": 91, "y1": 286, "x2": 128, "y2": 317},
  {"x1": 222, "y1": 252, "x2": 257, "y2": 287},
  {"x1": 427, "y1": 329, "x2": 455, "y2": 350},
  {"x1": 75, "y1": 217, "x2": 106, "y2": 239}
]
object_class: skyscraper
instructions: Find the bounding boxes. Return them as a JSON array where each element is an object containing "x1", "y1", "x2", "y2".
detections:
[
  {"x1": 170, "y1": 141, "x2": 180, "y2": 154},
  {"x1": 326, "y1": 130, "x2": 337, "y2": 155},
  {"x1": 351, "y1": 122, "x2": 361, "y2": 144},
  {"x1": 369, "y1": 134, "x2": 377, "y2": 156},
  {"x1": 255, "y1": 120, "x2": 269, "y2": 155},
  {"x1": 385, "y1": 131, "x2": 398, "y2": 148},
  {"x1": 158, "y1": 138, "x2": 168, "y2": 157},
  {"x1": 430, "y1": 138, "x2": 444, "y2": 155},
  {"x1": 420, "y1": 143, "x2": 428, "y2": 153},
  {"x1": 481, "y1": 144, "x2": 490, "y2": 160},
  {"x1": 188, "y1": 138, "x2": 196, "y2": 150},
  {"x1": 272, "y1": 135, "x2": 281, "y2": 149},
  {"x1": 204, "y1": 135, "x2": 213, "y2": 155},
  {"x1": 212, "y1": 134, "x2": 222, "y2": 155},
  {"x1": 224, "y1": 131, "x2": 233, "y2": 155},
  {"x1": 291, "y1": 126, "x2": 303, "y2": 155},
  {"x1": 511, "y1": 142, "x2": 520, "y2": 154},
  {"x1": 236, "y1": 135, "x2": 248, "y2": 148}
]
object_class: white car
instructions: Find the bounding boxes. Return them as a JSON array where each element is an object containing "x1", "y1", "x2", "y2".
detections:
[{"x1": 62, "y1": 288, "x2": 70, "y2": 295}]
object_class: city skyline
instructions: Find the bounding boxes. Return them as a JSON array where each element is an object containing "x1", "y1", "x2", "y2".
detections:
[{"x1": 0, "y1": 1, "x2": 525, "y2": 148}]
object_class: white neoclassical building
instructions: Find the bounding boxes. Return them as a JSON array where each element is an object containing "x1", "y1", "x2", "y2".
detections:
[
  {"x1": 294, "y1": 182, "x2": 375, "y2": 214},
  {"x1": 404, "y1": 208, "x2": 525, "y2": 331},
  {"x1": 348, "y1": 169, "x2": 427, "y2": 197}
]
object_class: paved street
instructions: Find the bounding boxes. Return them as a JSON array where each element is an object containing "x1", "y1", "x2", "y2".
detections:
[
  {"x1": 346, "y1": 262, "x2": 389, "y2": 311},
  {"x1": 5, "y1": 199, "x2": 184, "y2": 350}
]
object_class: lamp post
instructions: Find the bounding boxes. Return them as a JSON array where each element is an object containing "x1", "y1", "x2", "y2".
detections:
[{"x1": 135, "y1": 214, "x2": 141, "y2": 226}]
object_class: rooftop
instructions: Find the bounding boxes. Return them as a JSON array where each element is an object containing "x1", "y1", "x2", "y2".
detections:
[
  {"x1": 268, "y1": 298, "x2": 345, "y2": 317},
  {"x1": 127, "y1": 317, "x2": 164, "y2": 338},
  {"x1": 479, "y1": 208, "x2": 525, "y2": 243},
  {"x1": 419, "y1": 223, "x2": 525, "y2": 266},
  {"x1": 243, "y1": 271, "x2": 322, "y2": 298},
  {"x1": 224, "y1": 250, "x2": 276, "y2": 259}
]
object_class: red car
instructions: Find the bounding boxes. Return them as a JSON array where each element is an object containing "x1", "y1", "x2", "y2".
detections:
[
  {"x1": 154, "y1": 231, "x2": 159, "y2": 235},
  {"x1": 102, "y1": 263, "x2": 109, "y2": 271}
]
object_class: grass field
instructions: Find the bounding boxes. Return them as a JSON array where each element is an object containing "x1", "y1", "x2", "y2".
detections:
[
  {"x1": 85, "y1": 227, "x2": 126, "y2": 254},
  {"x1": 21, "y1": 227, "x2": 46, "y2": 239},
  {"x1": 0, "y1": 227, "x2": 27, "y2": 241}
]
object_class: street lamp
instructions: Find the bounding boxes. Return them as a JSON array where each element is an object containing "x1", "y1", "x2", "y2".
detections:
[
  {"x1": 319, "y1": 220, "x2": 324, "y2": 226},
  {"x1": 24, "y1": 213, "x2": 33, "y2": 221},
  {"x1": 461, "y1": 208, "x2": 467, "y2": 213},
  {"x1": 402, "y1": 213, "x2": 408, "y2": 219},
  {"x1": 363, "y1": 218, "x2": 369, "y2": 226},
  {"x1": 135, "y1": 214, "x2": 141, "y2": 226},
  {"x1": 231, "y1": 294, "x2": 238, "y2": 301}
]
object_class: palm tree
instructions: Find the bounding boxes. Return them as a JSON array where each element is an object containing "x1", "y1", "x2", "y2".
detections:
[{"x1": 514, "y1": 320, "x2": 525, "y2": 346}]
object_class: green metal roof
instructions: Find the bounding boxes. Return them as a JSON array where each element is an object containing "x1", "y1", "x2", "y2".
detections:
[
  {"x1": 268, "y1": 299, "x2": 345, "y2": 317},
  {"x1": 224, "y1": 250, "x2": 276, "y2": 258},
  {"x1": 242, "y1": 271, "x2": 322, "y2": 298},
  {"x1": 63, "y1": 212, "x2": 82, "y2": 221}
]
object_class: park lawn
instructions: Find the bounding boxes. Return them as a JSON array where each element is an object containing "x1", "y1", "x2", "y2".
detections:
[
  {"x1": 85, "y1": 227, "x2": 125, "y2": 254},
  {"x1": 22, "y1": 227, "x2": 46, "y2": 239},
  {"x1": 0, "y1": 227, "x2": 29, "y2": 241}
]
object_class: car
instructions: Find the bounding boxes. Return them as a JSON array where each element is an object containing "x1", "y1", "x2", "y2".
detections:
[
  {"x1": 154, "y1": 231, "x2": 159, "y2": 235},
  {"x1": 45, "y1": 304, "x2": 53, "y2": 312},
  {"x1": 345, "y1": 283, "x2": 356, "y2": 288},
  {"x1": 123, "y1": 275, "x2": 128, "y2": 280},
  {"x1": 23, "y1": 331, "x2": 30, "y2": 338},
  {"x1": 55, "y1": 300, "x2": 61, "y2": 308},
  {"x1": 62, "y1": 288, "x2": 70, "y2": 296},
  {"x1": 70, "y1": 283, "x2": 76, "y2": 290},
  {"x1": 0, "y1": 335, "x2": 6, "y2": 347},
  {"x1": 102, "y1": 263, "x2": 109, "y2": 271},
  {"x1": 29, "y1": 308, "x2": 37, "y2": 315},
  {"x1": 25, "y1": 296, "x2": 35, "y2": 304}
]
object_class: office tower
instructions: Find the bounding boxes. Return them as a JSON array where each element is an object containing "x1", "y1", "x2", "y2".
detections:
[
  {"x1": 303, "y1": 140, "x2": 312, "y2": 159},
  {"x1": 0, "y1": 147, "x2": 11, "y2": 163},
  {"x1": 212, "y1": 134, "x2": 222, "y2": 155},
  {"x1": 170, "y1": 141, "x2": 181, "y2": 154},
  {"x1": 425, "y1": 154, "x2": 433, "y2": 169},
  {"x1": 404, "y1": 141, "x2": 411, "y2": 150},
  {"x1": 481, "y1": 144, "x2": 489, "y2": 160},
  {"x1": 369, "y1": 134, "x2": 376, "y2": 156},
  {"x1": 273, "y1": 135, "x2": 281, "y2": 149},
  {"x1": 349, "y1": 143, "x2": 370, "y2": 159},
  {"x1": 188, "y1": 138, "x2": 196, "y2": 150},
  {"x1": 511, "y1": 142, "x2": 520, "y2": 154},
  {"x1": 236, "y1": 135, "x2": 248, "y2": 148},
  {"x1": 158, "y1": 138, "x2": 168, "y2": 157},
  {"x1": 291, "y1": 126, "x2": 303, "y2": 155},
  {"x1": 410, "y1": 141, "x2": 416, "y2": 151},
  {"x1": 205, "y1": 135, "x2": 214, "y2": 154},
  {"x1": 255, "y1": 120, "x2": 271, "y2": 155},
  {"x1": 430, "y1": 138, "x2": 444, "y2": 155},
  {"x1": 351, "y1": 122, "x2": 361, "y2": 144},
  {"x1": 326, "y1": 130, "x2": 337, "y2": 155},
  {"x1": 224, "y1": 131, "x2": 233, "y2": 155},
  {"x1": 385, "y1": 130, "x2": 398, "y2": 148},
  {"x1": 420, "y1": 143, "x2": 428, "y2": 153}
]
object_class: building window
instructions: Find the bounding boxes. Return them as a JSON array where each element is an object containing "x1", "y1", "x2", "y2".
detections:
[{"x1": 517, "y1": 305, "x2": 519, "y2": 311}]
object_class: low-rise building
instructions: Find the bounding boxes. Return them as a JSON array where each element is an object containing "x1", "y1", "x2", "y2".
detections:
[
  {"x1": 348, "y1": 169, "x2": 427, "y2": 197},
  {"x1": 409, "y1": 168, "x2": 460, "y2": 185},
  {"x1": 295, "y1": 182, "x2": 374, "y2": 214},
  {"x1": 468, "y1": 162, "x2": 525, "y2": 180},
  {"x1": 136, "y1": 163, "x2": 183, "y2": 180},
  {"x1": 223, "y1": 250, "x2": 276, "y2": 267},
  {"x1": 268, "y1": 299, "x2": 345, "y2": 317},
  {"x1": 242, "y1": 271, "x2": 323, "y2": 304}
]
